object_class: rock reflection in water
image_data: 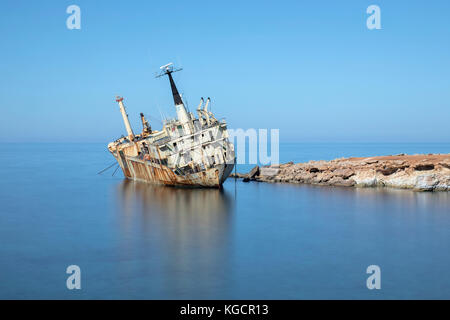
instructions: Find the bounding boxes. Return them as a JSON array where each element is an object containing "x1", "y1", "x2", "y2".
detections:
[{"x1": 114, "y1": 180, "x2": 235, "y2": 298}]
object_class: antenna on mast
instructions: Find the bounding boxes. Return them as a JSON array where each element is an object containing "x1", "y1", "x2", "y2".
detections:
[{"x1": 155, "y1": 62, "x2": 183, "y2": 78}]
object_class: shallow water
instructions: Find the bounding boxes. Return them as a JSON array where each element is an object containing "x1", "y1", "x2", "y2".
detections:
[{"x1": 0, "y1": 143, "x2": 449, "y2": 299}]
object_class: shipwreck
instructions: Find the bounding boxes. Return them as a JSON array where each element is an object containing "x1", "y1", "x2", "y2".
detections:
[{"x1": 108, "y1": 63, "x2": 235, "y2": 188}]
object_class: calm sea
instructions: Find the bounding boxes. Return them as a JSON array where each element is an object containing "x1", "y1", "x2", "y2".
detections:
[{"x1": 0, "y1": 143, "x2": 449, "y2": 299}]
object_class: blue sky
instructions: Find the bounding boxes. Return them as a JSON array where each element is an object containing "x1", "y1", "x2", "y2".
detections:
[{"x1": 0, "y1": 0, "x2": 449, "y2": 143}]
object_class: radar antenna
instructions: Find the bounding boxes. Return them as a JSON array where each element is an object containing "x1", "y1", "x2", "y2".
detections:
[{"x1": 155, "y1": 62, "x2": 183, "y2": 78}]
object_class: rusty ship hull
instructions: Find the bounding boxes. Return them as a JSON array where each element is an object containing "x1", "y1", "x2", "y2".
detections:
[{"x1": 115, "y1": 153, "x2": 234, "y2": 187}]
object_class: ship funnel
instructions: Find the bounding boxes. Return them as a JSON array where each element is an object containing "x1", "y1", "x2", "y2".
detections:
[
  {"x1": 203, "y1": 97, "x2": 211, "y2": 125},
  {"x1": 116, "y1": 96, "x2": 135, "y2": 140},
  {"x1": 197, "y1": 97, "x2": 206, "y2": 126},
  {"x1": 197, "y1": 97, "x2": 204, "y2": 111},
  {"x1": 203, "y1": 97, "x2": 210, "y2": 112},
  {"x1": 140, "y1": 112, "x2": 151, "y2": 134}
]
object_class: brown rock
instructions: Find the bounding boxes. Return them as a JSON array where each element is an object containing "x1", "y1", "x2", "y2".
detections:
[
  {"x1": 327, "y1": 176, "x2": 356, "y2": 187},
  {"x1": 414, "y1": 174, "x2": 439, "y2": 191},
  {"x1": 333, "y1": 168, "x2": 355, "y2": 179},
  {"x1": 240, "y1": 153, "x2": 450, "y2": 191},
  {"x1": 414, "y1": 163, "x2": 435, "y2": 171},
  {"x1": 247, "y1": 166, "x2": 260, "y2": 179},
  {"x1": 377, "y1": 166, "x2": 399, "y2": 176},
  {"x1": 320, "y1": 172, "x2": 334, "y2": 183},
  {"x1": 438, "y1": 161, "x2": 450, "y2": 170}
]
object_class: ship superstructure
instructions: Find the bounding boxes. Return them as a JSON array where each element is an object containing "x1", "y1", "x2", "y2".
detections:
[{"x1": 107, "y1": 64, "x2": 235, "y2": 188}]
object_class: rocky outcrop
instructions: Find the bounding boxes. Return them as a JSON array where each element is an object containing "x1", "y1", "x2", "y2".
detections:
[
  {"x1": 233, "y1": 154, "x2": 450, "y2": 191},
  {"x1": 230, "y1": 165, "x2": 260, "y2": 182}
]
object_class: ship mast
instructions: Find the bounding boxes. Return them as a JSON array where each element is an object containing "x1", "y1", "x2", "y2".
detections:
[
  {"x1": 156, "y1": 63, "x2": 192, "y2": 131},
  {"x1": 115, "y1": 96, "x2": 135, "y2": 141}
]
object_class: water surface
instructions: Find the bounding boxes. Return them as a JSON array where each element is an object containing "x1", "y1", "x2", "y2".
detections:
[{"x1": 0, "y1": 143, "x2": 449, "y2": 299}]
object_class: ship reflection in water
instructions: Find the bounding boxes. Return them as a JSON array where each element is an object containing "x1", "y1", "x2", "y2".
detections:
[{"x1": 114, "y1": 180, "x2": 235, "y2": 298}]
